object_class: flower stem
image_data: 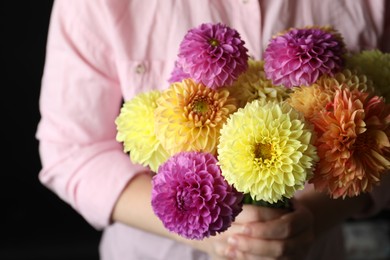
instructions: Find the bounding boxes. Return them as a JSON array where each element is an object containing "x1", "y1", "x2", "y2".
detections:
[{"x1": 243, "y1": 193, "x2": 292, "y2": 209}]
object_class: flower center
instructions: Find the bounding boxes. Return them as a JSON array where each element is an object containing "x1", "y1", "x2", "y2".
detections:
[
  {"x1": 191, "y1": 98, "x2": 209, "y2": 114},
  {"x1": 354, "y1": 132, "x2": 374, "y2": 152},
  {"x1": 209, "y1": 38, "x2": 220, "y2": 47},
  {"x1": 176, "y1": 191, "x2": 188, "y2": 212},
  {"x1": 254, "y1": 143, "x2": 273, "y2": 161}
]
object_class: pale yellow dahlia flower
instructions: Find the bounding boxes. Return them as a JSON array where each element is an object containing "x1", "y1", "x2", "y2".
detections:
[
  {"x1": 227, "y1": 59, "x2": 289, "y2": 108},
  {"x1": 115, "y1": 90, "x2": 169, "y2": 172},
  {"x1": 217, "y1": 100, "x2": 318, "y2": 203},
  {"x1": 154, "y1": 79, "x2": 237, "y2": 155},
  {"x1": 315, "y1": 68, "x2": 374, "y2": 93},
  {"x1": 346, "y1": 49, "x2": 390, "y2": 101}
]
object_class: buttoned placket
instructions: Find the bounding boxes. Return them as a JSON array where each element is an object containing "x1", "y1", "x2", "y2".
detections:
[
  {"x1": 135, "y1": 63, "x2": 146, "y2": 75},
  {"x1": 236, "y1": 0, "x2": 262, "y2": 59}
]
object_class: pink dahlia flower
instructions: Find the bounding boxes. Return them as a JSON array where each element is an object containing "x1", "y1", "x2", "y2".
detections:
[
  {"x1": 264, "y1": 26, "x2": 346, "y2": 88},
  {"x1": 168, "y1": 60, "x2": 190, "y2": 83},
  {"x1": 176, "y1": 22, "x2": 249, "y2": 89},
  {"x1": 151, "y1": 151, "x2": 243, "y2": 240}
]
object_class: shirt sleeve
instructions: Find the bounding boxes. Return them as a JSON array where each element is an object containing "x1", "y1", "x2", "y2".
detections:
[{"x1": 36, "y1": 0, "x2": 149, "y2": 230}]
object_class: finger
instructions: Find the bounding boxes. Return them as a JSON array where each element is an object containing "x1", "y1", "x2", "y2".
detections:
[
  {"x1": 205, "y1": 223, "x2": 251, "y2": 258},
  {"x1": 238, "y1": 204, "x2": 313, "y2": 239},
  {"x1": 227, "y1": 229, "x2": 314, "y2": 258},
  {"x1": 225, "y1": 246, "x2": 277, "y2": 260},
  {"x1": 236, "y1": 219, "x2": 292, "y2": 240},
  {"x1": 235, "y1": 204, "x2": 290, "y2": 223},
  {"x1": 227, "y1": 235, "x2": 288, "y2": 257},
  {"x1": 227, "y1": 222, "x2": 251, "y2": 234}
]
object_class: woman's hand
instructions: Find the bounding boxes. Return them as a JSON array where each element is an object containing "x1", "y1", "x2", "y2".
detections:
[
  {"x1": 183, "y1": 204, "x2": 284, "y2": 259},
  {"x1": 197, "y1": 185, "x2": 373, "y2": 260},
  {"x1": 222, "y1": 201, "x2": 315, "y2": 260}
]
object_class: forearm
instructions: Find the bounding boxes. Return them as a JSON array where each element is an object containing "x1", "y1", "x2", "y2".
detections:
[
  {"x1": 110, "y1": 172, "x2": 221, "y2": 254},
  {"x1": 111, "y1": 172, "x2": 179, "y2": 238}
]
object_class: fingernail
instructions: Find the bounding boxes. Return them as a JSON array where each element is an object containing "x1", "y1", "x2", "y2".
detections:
[
  {"x1": 228, "y1": 237, "x2": 237, "y2": 246},
  {"x1": 241, "y1": 225, "x2": 251, "y2": 235}
]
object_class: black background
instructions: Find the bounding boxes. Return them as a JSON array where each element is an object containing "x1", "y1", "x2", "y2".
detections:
[
  {"x1": 2, "y1": 1, "x2": 101, "y2": 259},
  {"x1": 2, "y1": 1, "x2": 389, "y2": 260}
]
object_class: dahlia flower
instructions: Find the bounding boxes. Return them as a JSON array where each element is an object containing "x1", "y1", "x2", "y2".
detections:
[
  {"x1": 177, "y1": 22, "x2": 249, "y2": 89},
  {"x1": 346, "y1": 49, "x2": 390, "y2": 101},
  {"x1": 227, "y1": 59, "x2": 290, "y2": 108},
  {"x1": 315, "y1": 68, "x2": 374, "y2": 93},
  {"x1": 264, "y1": 26, "x2": 346, "y2": 88},
  {"x1": 168, "y1": 60, "x2": 190, "y2": 84},
  {"x1": 288, "y1": 69, "x2": 373, "y2": 119},
  {"x1": 309, "y1": 88, "x2": 390, "y2": 198},
  {"x1": 151, "y1": 151, "x2": 244, "y2": 240},
  {"x1": 217, "y1": 99, "x2": 318, "y2": 204},
  {"x1": 115, "y1": 90, "x2": 169, "y2": 172},
  {"x1": 154, "y1": 78, "x2": 237, "y2": 155}
]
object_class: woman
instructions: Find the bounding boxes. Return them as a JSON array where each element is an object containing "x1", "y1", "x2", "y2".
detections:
[{"x1": 36, "y1": 0, "x2": 390, "y2": 259}]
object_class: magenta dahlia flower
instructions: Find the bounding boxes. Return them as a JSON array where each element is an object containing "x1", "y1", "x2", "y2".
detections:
[
  {"x1": 151, "y1": 151, "x2": 243, "y2": 240},
  {"x1": 176, "y1": 22, "x2": 249, "y2": 89},
  {"x1": 264, "y1": 26, "x2": 346, "y2": 88},
  {"x1": 168, "y1": 60, "x2": 190, "y2": 83}
]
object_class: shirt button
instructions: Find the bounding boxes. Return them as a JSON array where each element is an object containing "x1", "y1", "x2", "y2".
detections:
[
  {"x1": 135, "y1": 64, "x2": 146, "y2": 74},
  {"x1": 242, "y1": 0, "x2": 249, "y2": 3}
]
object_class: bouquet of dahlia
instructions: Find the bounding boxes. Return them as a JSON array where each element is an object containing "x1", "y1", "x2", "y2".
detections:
[{"x1": 115, "y1": 22, "x2": 390, "y2": 240}]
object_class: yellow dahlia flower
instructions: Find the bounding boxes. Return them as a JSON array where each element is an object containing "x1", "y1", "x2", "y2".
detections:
[
  {"x1": 154, "y1": 79, "x2": 237, "y2": 155},
  {"x1": 115, "y1": 90, "x2": 169, "y2": 172},
  {"x1": 288, "y1": 84, "x2": 333, "y2": 120},
  {"x1": 227, "y1": 59, "x2": 289, "y2": 108},
  {"x1": 346, "y1": 49, "x2": 390, "y2": 101},
  {"x1": 217, "y1": 100, "x2": 318, "y2": 203},
  {"x1": 288, "y1": 69, "x2": 373, "y2": 119},
  {"x1": 315, "y1": 68, "x2": 374, "y2": 93}
]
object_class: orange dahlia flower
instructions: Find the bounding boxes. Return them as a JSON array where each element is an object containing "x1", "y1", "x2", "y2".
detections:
[
  {"x1": 309, "y1": 88, "x2": 390, "y2": 198},
  {"x1": 154, "y1": 79, "x2": 237, "y2": 155},
  {"x1": 288, "y1": 69, "x2": 373, "y2": 120}
]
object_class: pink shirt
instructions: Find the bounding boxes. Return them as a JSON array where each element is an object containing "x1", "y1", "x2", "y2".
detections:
[{"x1": 36, "y1": 0, "x2": 390, "y2": 259}]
